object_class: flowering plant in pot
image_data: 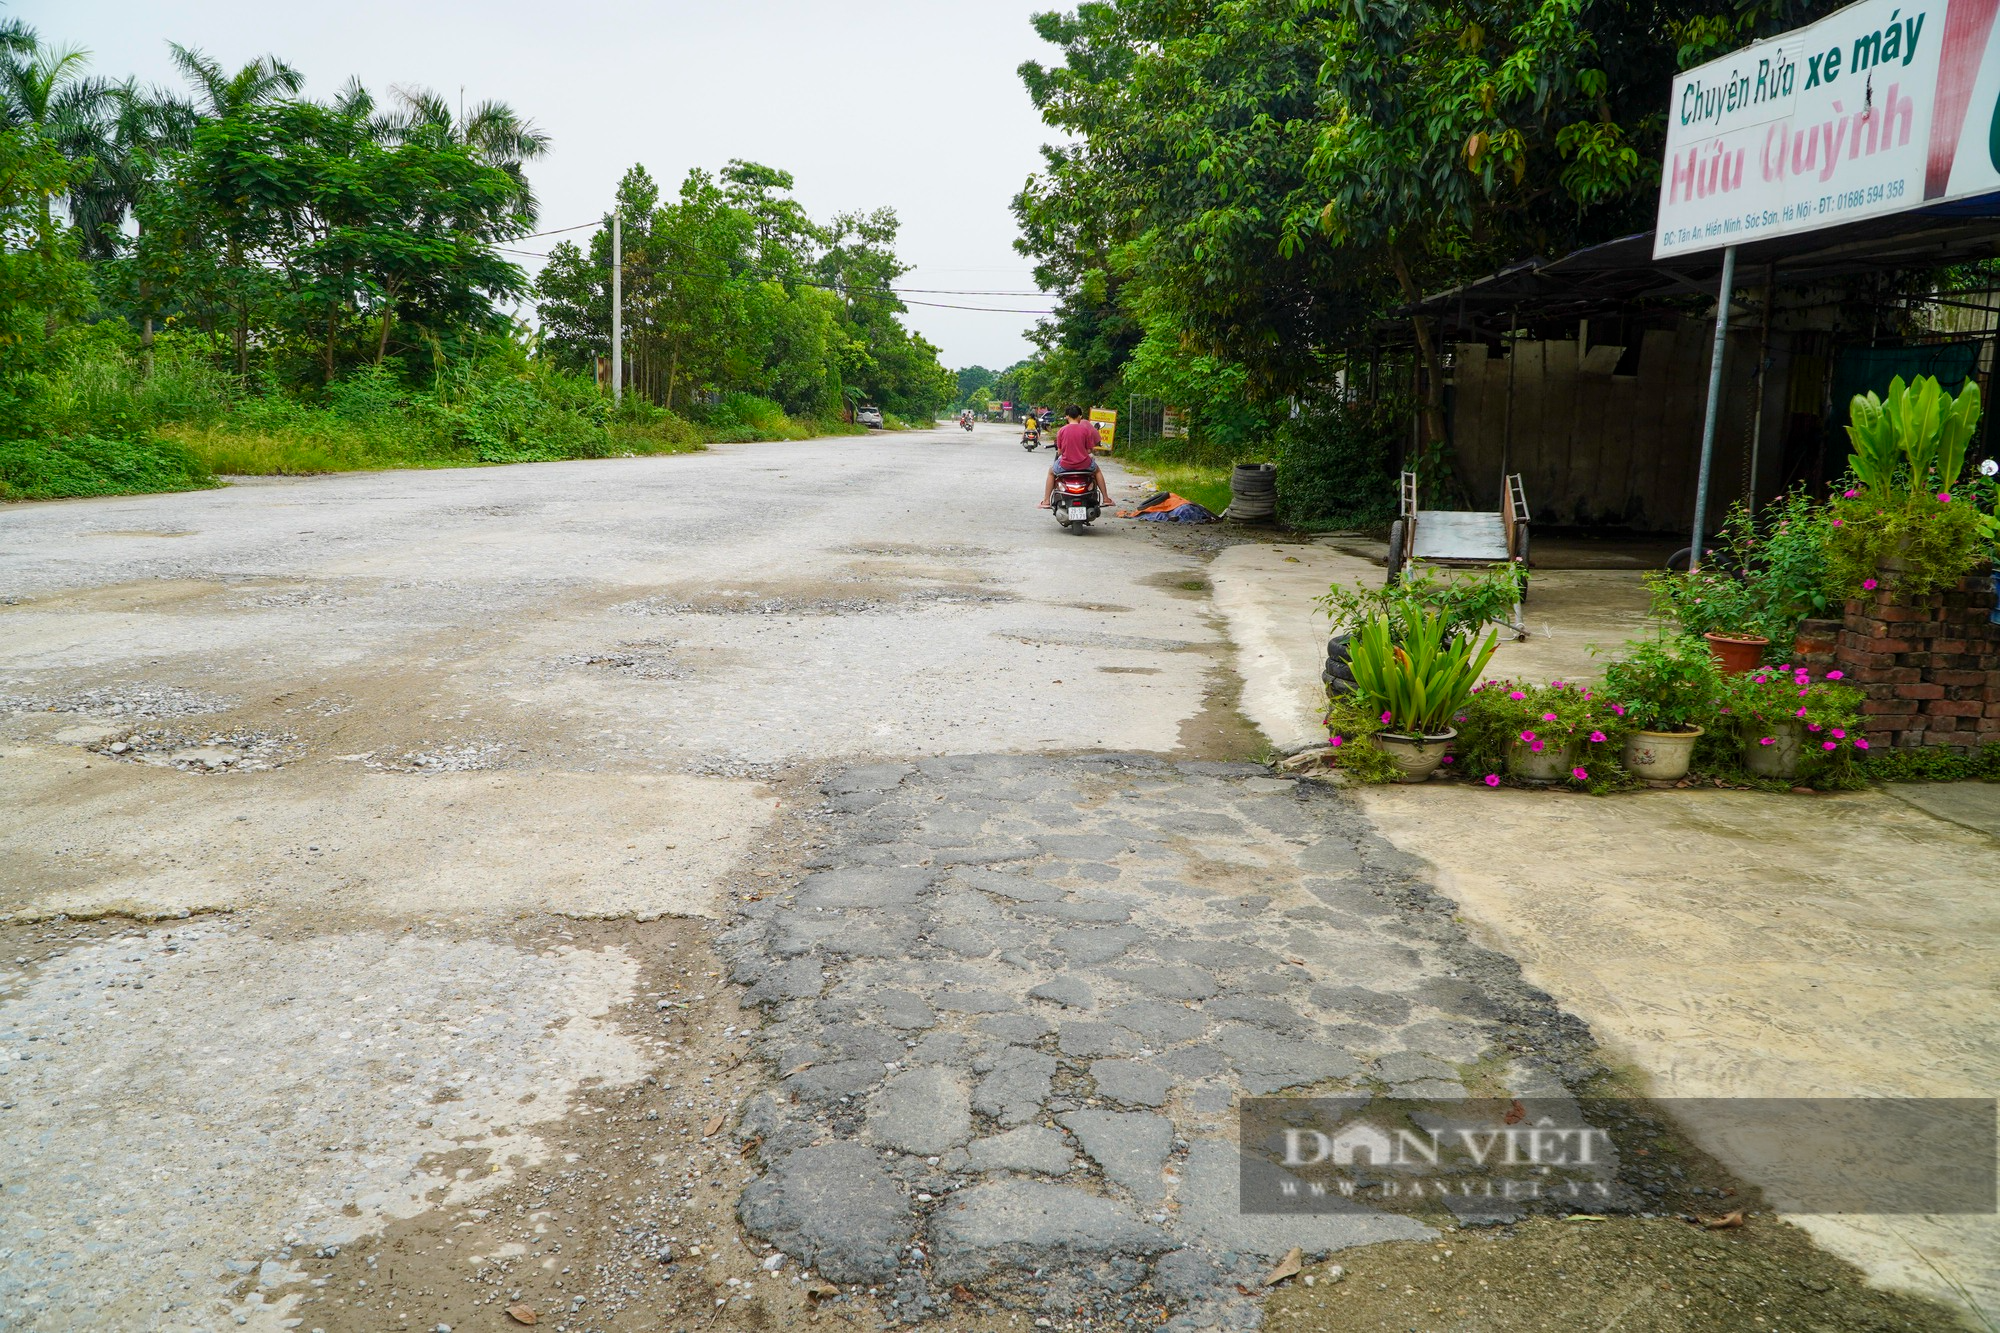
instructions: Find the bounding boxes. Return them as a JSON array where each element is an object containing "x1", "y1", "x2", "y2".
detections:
[
  {"x1": 1824, "y1": 375, "x2": 1987, "y2": 599},
  {"x1": 1343, "y1": 605, "x2": 1498, "y2": 783},
  {"x1": 1722, "y1": 664, "x2": 1866, "y2": 781},
  {"x1": 1457, "y1": 679, "x2": 1625, "y2": 789},
  {"x1": 1600, "y1": 637, "x2": 1723, "y2": 783}
]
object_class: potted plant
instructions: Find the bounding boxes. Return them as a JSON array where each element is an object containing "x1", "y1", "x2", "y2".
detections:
[
  {"x1": 1723, "y1": 664, "x2": 1866, "y2": 780},
  {"x1": 1644, "y1": 565, "x2": 1768, "y2": 673},
  {"x1": 1459, "y1": 680, "x2": 1622, "y2": 785},
  {"x1": 1600, "y1": 638, "x2": 1722, "y2": 783},
  {"x1": 1345, "y1": 605, "x2": 1498, "y2": 783},
  {"x1": 1824, "y1": 376, "x2": 1987, "y2": 599}
]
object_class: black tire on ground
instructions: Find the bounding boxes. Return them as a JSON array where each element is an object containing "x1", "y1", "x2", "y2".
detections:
[{"x1": 1385, "y1": 520, "x2": 1406, "y2": 586}]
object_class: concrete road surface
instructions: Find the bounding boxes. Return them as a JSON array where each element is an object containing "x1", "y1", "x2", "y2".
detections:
[{"x1": 0, "y1": 425, "x2": 1970, "y2": 1332}]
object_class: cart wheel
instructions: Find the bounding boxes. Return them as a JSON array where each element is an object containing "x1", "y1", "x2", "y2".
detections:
[
  {"x1": 1512, "y1": 524, "x2": 1531, "y2": 603},
  {"x1": 1385, "y1": 520, "x2": 1406, "y2": 586}
]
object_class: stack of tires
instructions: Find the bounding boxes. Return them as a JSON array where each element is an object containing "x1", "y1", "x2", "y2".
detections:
[
  {"x1": 1322, "y1": 633, "x2": 1356, "y2": 695},
  {"x1": 1227, "y1": 462, "x2": 1277, "y2": 523}
]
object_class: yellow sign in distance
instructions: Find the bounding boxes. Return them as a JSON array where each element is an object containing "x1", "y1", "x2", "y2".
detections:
[{"x1": 1089, "y1": 407, "x2": 1118, "y2": 451}]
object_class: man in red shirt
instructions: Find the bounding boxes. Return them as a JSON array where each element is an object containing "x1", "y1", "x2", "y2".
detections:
[{"x1": 1038, "y1": 404, "x2": 1106, "y2": 508}]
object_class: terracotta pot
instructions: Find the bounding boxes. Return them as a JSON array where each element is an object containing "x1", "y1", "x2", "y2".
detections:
[
  {"x1": 1505, "y1": 736, "x2": 1578, "y2": 784},
  {"x1": 1704, "y1": 631, "x2": 1770, "y2": 675},
  {"x1": 1622, "y1": 726, "x2": 1703, "y2": 784},
  {"x1": 1371, "y1": 729, "x2": 1455, "y2": 784},
  {"x1": 1742, "y1": 720, "x2": 1805, "y2": 779}
]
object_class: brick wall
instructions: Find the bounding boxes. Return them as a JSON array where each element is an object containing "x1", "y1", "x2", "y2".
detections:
[{"x1": 1794, "y1": 570, "x2": 2000, "y2": 751}]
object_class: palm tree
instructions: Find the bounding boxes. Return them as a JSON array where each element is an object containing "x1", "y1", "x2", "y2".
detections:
[
  {"x1": 166, "y1": 42, "x2": 302, "y2": 118},
  {"x1": 381, "y1": 85, "x2": 549, "y2": 223},
  {"x1": 0, "y1": 33, "x2": 115, "y2": 238},
  {"x1": 69, "y1": 80, "x2": 195, "y2": 260}
]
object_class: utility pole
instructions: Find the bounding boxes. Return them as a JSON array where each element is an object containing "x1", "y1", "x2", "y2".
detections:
[
  {"x1": 1688, "y1": 244, "x2": 1736, "y2": 570},
  {"x1": 611, "y1": 211, "x2": 623, "y2": 406}
]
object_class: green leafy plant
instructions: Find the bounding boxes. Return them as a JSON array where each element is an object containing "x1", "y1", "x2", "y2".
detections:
[
  {"x1": 1456, "y1": 679, "x2": 1627, "y2": 790},
  {"x1": 1643, "y1": 566, "x2": 1762, "y2": 640},
  {"x1": 1845, "y1": 375, "x2": 1981, "y2": 495},
  {"x1": 1344, "y1": 605, "x2": 1499, "y2": 737},
  {"x1": 1600, "y1": 637, "x2": 1724, "y2": 733},
  {"x1": 1318, "y1": 564, "x2": 1524, "y2": 637}
]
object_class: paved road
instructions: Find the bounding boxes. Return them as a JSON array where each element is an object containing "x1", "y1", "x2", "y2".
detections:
[{"x1": 0, "y1": 426, "x2": 1715, "y2": 1331}]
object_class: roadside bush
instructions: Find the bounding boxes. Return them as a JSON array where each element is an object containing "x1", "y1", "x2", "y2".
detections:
[
  {"x1": 0, "y1": 433, "x2": 215, "y2": 500},
  {"x1": 1274, "y1": 394, "x2": 1401, "y2": 530}
]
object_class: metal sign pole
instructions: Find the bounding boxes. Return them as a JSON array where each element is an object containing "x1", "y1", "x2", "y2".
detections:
[{"x1": 1689, "y1": 243, "x2": 1737, "y2": 570}]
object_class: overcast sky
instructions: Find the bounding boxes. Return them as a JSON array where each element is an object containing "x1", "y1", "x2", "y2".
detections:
[{"x1": 18, "y1": 0, "x2": 1062, "y2": 372}]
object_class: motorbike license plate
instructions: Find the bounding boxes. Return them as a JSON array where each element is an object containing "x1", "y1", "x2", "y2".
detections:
[{"x1": 1065, "y1": 506, "x2": 1091, "y2": 521}]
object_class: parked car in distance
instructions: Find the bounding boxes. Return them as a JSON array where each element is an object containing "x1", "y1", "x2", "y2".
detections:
[{"x1": 856, "y1": 405, "x2": 884, "y2": 428}]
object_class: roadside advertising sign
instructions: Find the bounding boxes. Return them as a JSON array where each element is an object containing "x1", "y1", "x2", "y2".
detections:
[
  {"x1": 1655, "y1": 0, "x2": 2000, "y2": 257},
  {"x1": 1089, "y1": 407, "x2": 1118, "y2": 451}
]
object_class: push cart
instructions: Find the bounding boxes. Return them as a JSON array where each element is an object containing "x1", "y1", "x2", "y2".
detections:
[{"x1": 1386, "y1": 470, "x2": 1530, "y2": 637}]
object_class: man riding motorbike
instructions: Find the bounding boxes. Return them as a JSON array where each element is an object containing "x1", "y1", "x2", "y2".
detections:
[{"x1": 1038, "y1": 405, "x2": 1107, "y2": 509}]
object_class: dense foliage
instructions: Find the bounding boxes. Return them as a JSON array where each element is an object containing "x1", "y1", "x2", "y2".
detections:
[
  {"x1": 1000, "y1": 0, "x2": 1849, "y2": 524},
  {"x1": 535, "y1": 162, "x2": 952, "y2": 422},
  {"x1": 2, "y1": 23, "x2": 949, "y2": 500}
]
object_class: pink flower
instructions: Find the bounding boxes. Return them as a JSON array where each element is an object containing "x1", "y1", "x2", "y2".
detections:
[
  {"x1": 1822, "y1": 741, "x2": 1837, "y2": 750},
  {"x1": 1808, "y1": 723, "x2": 1822, "y2": 732},
  {"x1": 1855, "y1": 738, "x2": 1870, "y2": 750},
  {"x1": 1832, "y1": 518, "x2": 1843, "y2": 527},
  {"x1": 1508, "y1": 690, "x2": 1526, "y2": 700},
  {"x1": 1552, "y1": 680, "x2": 1565, "y2": 689},
  {"x1": 1863, "y1": 578, "x2": 1878, "y2": 591},
  {"x1": 1441, "y1": 754, "x2": 1455, "y2": 764},
  {"x1": 1571, "y1": 767, "x2": 1589, "y2": 781},
  {"x1": 1530, "y1": 740, "x2": 1545, "y2": 753},
  {"x1": 1939, "y1": 492, "x2": 1952, "y2": 503},
  {"x1": 1832, "y1": 728, "x2": 1846, "y2": 739},
  {"x1": 1328, "y1": 735, "x2": 1344, "y2": 747},
  {"x1": 1611, "y1": 704, "x2": 1626, "y2": 716},
  {"x1": 1541, "y1": 712, "x2": 1557, "y2": 722},
  {"x1": 1754, "y1": 675, "x2": 1769, "y2": 684},
  {"x1": 1844, "y1": 488, "x2": 1859, "y2": 498},
  {"x1": 1588, "y1": 730, "x2": 1607, "y2": 743},
  {"x1": 1520, "y1": 730, "x2": 1536, "y2": 742},
  {"x1": 1381, "y1": 711, "x2": 1392, "y2": 724},
  {"x1": 1484, "y1": 774, "x2": 1501, "y2": 787},
  {"x1": 1795, "y1": 707, "x2": 1807, "y2": 716},
  {"x1": 1759, "y1": 736, "x2": 1775, "y2": 746},
  {"x1": 1826, "y1": 671, "x2": 1843, "y2": 680}
]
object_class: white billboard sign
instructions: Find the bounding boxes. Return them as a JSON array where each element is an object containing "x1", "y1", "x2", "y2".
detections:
[{"x1": 1654, "y1": 0, "x2": 2000, "y2": 257}]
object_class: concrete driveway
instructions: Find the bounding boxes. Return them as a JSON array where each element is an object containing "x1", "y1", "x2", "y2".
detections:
[{"x1": 1211, "y1": 537, "x2": 2000, "y2": 1316}]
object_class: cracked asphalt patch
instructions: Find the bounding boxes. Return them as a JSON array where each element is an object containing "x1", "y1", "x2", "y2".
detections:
[{"x1": 720, "y1": 754, "x2": 1607, "y2": 1329}]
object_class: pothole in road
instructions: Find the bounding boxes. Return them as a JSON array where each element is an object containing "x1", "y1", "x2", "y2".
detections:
[
  {"x1": 553, "y1": 643, "x2": 692, "y2": 681},
  {"x1": 836, "y1": 542, "x2": 994, "y2": 559},
  {"x1": 617, "y1": 585, "x2": 1014, "y2": 618},
  {"x1": 1, "y1": 681, "x2": 235, "y2": 720},
  {"x1": 86, "y1": 725, "x2": 304, "y2": 773},
  {"x1": 364, "y1": 740, "x2": 514, "y2": 773}
]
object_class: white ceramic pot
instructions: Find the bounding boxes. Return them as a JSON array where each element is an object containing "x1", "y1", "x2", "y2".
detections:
[
  {"x1": 1372, "y1": 729, "x2": 1456, "y2": 784},
  {"x1": 1623, "y1": 726, "x2": 1703, "y2": 784},
  {"x1": 1742, "y1": 721, "x2": 1805, "y2": 778},
  {"x1": 1505, "y1": 737, "x2": 1577, "y2": 784}
]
